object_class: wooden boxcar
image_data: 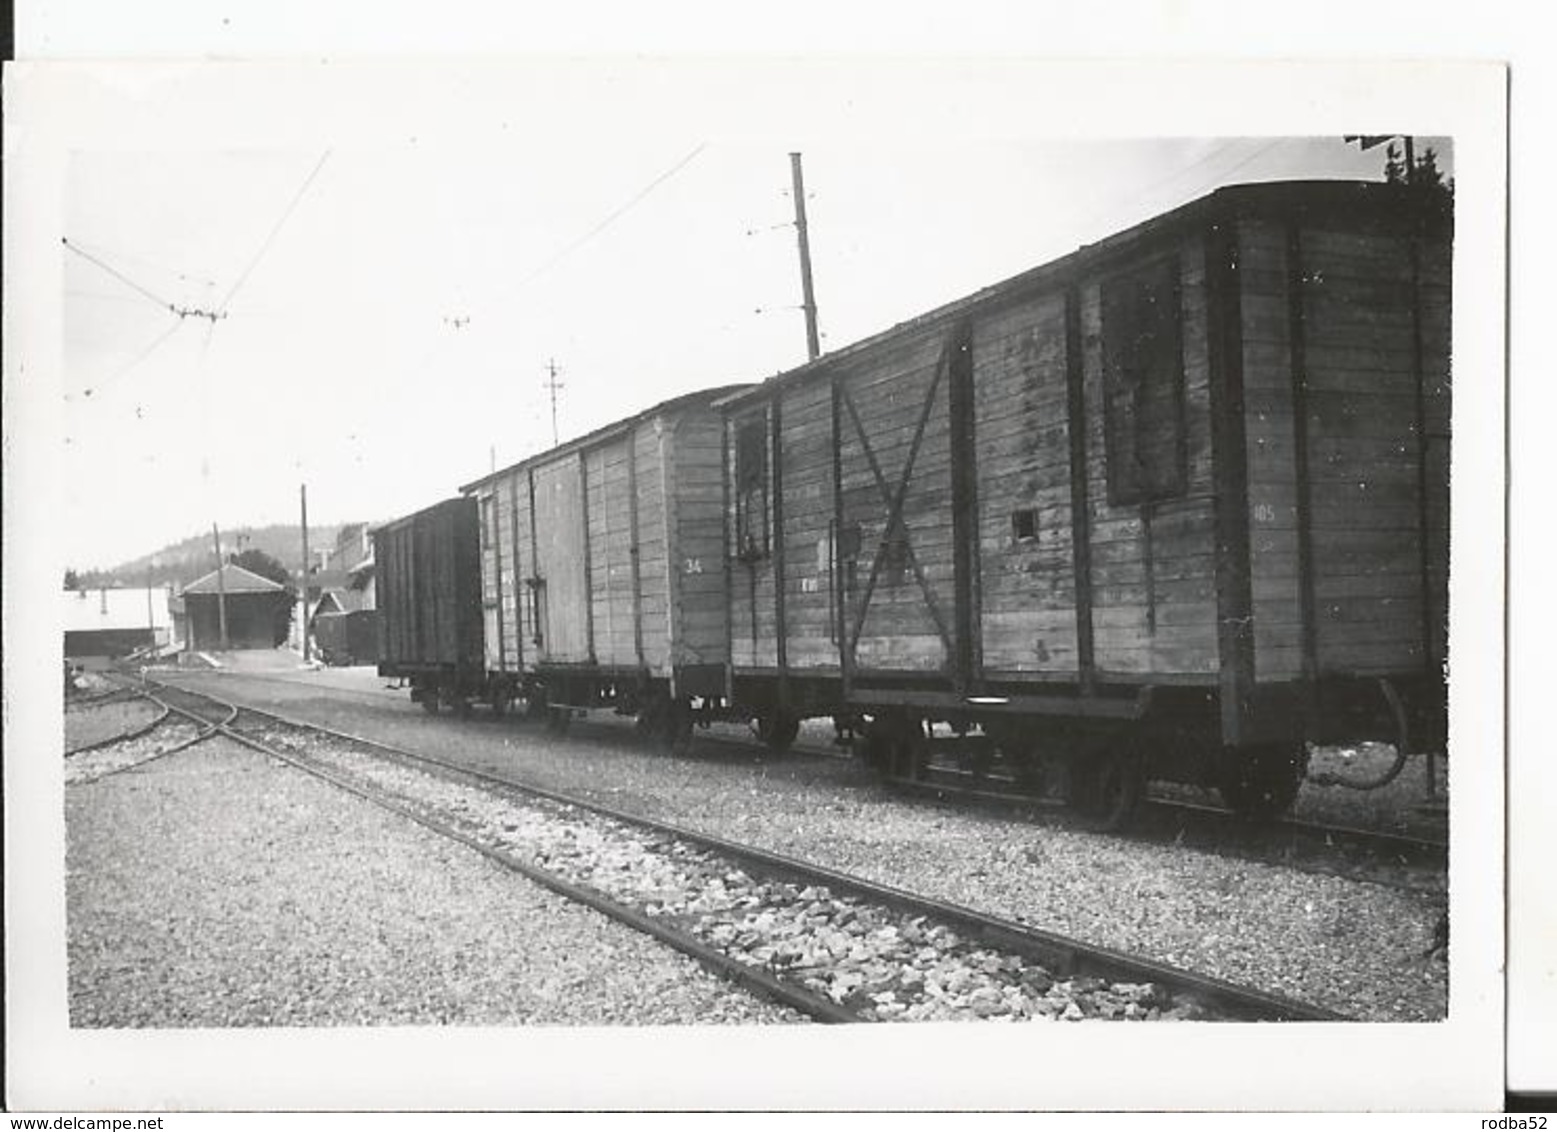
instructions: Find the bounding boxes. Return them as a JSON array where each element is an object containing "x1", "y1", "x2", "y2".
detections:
[
  {"x1": 720, "y1": 180, "x2": 1451, "y2": 821},
  {"x1": 458, "y1": 386, "x2": 748, "y2": 738},
  {"x1": 373, "y1": 497, "x2": 485, "y2": 711}
]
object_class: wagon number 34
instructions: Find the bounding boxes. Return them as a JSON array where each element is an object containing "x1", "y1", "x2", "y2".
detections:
[{"x1": 683, "y1": 557, "x2": 705, "y2": 575}]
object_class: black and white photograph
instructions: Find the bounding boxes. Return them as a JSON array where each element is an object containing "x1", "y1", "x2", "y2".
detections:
[{"x1": 4, "y1": 33, "x2": 1516, "y2": 1115}]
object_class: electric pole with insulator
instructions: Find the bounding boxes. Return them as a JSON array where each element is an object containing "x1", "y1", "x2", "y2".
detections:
[
  {"x1": 789, "y1": 153, "x2": 821, "y2": 361},
  {"x1": 545, "y1": 358, "x2": 565, "y2": 448}
]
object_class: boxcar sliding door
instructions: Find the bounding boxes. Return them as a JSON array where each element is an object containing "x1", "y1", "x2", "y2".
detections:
[{"x1": 529, "y1": 457, "x2": 592, "y2": 663}]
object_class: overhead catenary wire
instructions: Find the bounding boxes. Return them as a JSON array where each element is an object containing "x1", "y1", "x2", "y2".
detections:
[
  {"x1": 407, "y1": 143, "x2": 709, "y2": 457},
  {"x1": 75, "y1": 314, "x2": 185, "y2": 401},
  {"x1": 512, "y1": 143, "x2": 708, "y2": 291},
  {"x1": 61, "y1": 238, "x2": 181, "y2": 315},
  {"x1": 67, "y1": 238, "x2": 220, "y2": 290},
  {"x1": 63, "y1": 237, "x2": 228, "y2": 322},
  {"x1": 216, "y1": 150, "x2": 333, "y2": 315}
]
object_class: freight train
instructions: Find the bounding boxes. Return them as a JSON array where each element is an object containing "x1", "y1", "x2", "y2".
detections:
[{"x1": 376, "y1": 179, "x2": 1452, "y2": 828}]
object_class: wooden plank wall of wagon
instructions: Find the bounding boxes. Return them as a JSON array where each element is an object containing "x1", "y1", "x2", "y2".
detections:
[
  {"x1": 495, "y1": 471, "x2": 524, "y2": 674},
  {"x1": 773, "y1": 376, "x2": 841, "y2": 671},
  {"x1": 838, "y1": 326, "x2": 956, "y2": 673},
  {"x1": 972, "y1": 292, "x2": 1081, "y2": 676},
  {"x1": 530, "y1": 457, "x2": 592, "y2": 663},
  {"x1": 411, "y1": 501, "x2": 475, "y2": 666},
  {"x1": 1297, "y1": 227, "x2": 1442, "y2": 673},
  {"x1": 507, "y1": 471, "x2": 535, "y2": 673},
  {"x1": 1082, "y1": 240, "x2": 1220, "y2": 676},
  {"x1": 413, "y1": 517, "x2": 445, "y2": 661},
  {"x1": 585, "y1": 437, "x2": 638, "y2": 669},
  {"x1": 633, "y1": 423, "x2": 671, "y2": 674},
  {"x1": 727, "y1": 402, "x2": 779, "y2": 670},
  {"x1": 1418, "y1": 236, "x2": 1452, "y2": 665},
  {"x1": 1237, "y1": 219, "x2": 1308, "y2": 682},
  {"x1": 478, "y1": 488, "x2": 503, "y2": 673},
  {"x1": 454, "y1": 498, "x2": 487, "y2": 668},
  {"x1": 669, "y1": 409, "x2": 732, "y2": 669},
  {"x1": 373, "y1": 525, "x2": 411, "y2": 665}
]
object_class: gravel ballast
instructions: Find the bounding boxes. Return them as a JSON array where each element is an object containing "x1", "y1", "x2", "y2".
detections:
[
  {"x1": 64, "y1": 696, "x2": 164, "y2": 752},
  {"x1": 248, "y1": 726, "x2": 1223, "y2": 1021},
  {"x1": 162, "y1": 670, "x2": 1451, "y2": 1021},
  {"x1": 66, "y1": 735, "x2": 803, "y2": 1027},
  {"x1": 65, "y1": 719, "x2": 204, "y2": 784}
]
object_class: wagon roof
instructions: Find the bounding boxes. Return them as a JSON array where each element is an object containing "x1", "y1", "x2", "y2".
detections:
[
  {"x1": 458, "y1": 383, "x2": 752, "y2": 493},
  {"x1": 717, "y1": 178, "x2": 1451, "y2": 409},
  {"x1": 369, "y1": 496, "x2": 472, "y2": 537}
]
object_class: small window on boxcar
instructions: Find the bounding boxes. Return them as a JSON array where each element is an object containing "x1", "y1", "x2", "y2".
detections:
[
  {"x1": 1010, "y1": 507, "x2": 1039, "y2": 543},
  {"x1": 1101, "y1": 259, "x2": 1187, "y2": 506},
  {"x1": 480, "y1": 494, "x2": 496, "y2": 551},
  {"x1": 733, "y1": 412, "x2": 770, "y2": 560}
]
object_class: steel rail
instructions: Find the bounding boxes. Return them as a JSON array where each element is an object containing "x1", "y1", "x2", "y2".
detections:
[
  {"x1": 65, "y1": 699, "x2": 172, "y2": 757},
  {"x1": 151, "y1": 669, "x2": 1444, "y2": 884},
  {"x1": 160, "y1": 688, "x2": 859, "y2": 1024},
  {"x1": 151, "y1": 676, "x2": 1348, "y2": 1022},
  {"x1": 65, "y1": 704, "x2": 229, "y2": 784}
]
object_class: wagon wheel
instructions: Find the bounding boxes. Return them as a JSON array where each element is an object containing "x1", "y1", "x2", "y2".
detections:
[
  {"x1": 546, "y1": 706, "x2": 572, "y2": 735},
  {"x1": 658, "y1": 698, "x2": 694, "y2": 756},
  {"x1": 634, "y1": 696, "x2": 665, "y2": 737},
  {"x1": 490, "y1": 685, "x2": 512, "y2": 719},
  {"x1": 963, "y1": 724, "x2": 995, "y2": 781},
  {"x1": 984, "y1": 718, "x2": 1052, "y2": 795},
  {"x1": 634, "y1": 694, "x2": 672, "y2": 746},
  {"x1": 887, "y1": 716, "x2": 930, "y2": 782},
  {"x1": 524, "y1": 691, "x2": 549, "y2": 723},
  {"x1": 1216, "y1": 743, "x2": 1309, "y2": 820},
  {"x1": 420, "y1": 693, "x2": 442, "y2": 716},
  {"x1": 854, "y1": 719, "x2": 896, "y2": 773},
  {"x1": 1067, "y1": 749, "x2": 1145, "y2": 832},
  {"x1": 756, "y1": 711, "x2": 800, "y2": 754}
]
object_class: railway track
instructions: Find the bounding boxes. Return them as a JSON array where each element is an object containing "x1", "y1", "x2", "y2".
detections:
[
  {"x1": 143, "y1": 675, "x2": 1344, "y2": 1024},
  {"x1": 152, "y1": 667, "x2": 1446, "y2": 893},
  {"x1": 876, "y1": 764, "x2": 1447, "y2": 893},
  {"x1": 64, "y1": 676, "x2": 232, "y2": 784},
  {"x1": 64, "y1": 698, "x2": 170, "y2": 756}
]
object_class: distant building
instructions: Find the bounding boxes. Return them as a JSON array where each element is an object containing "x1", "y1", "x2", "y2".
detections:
[
  {"x1": 181, "y1": 563, "x2": 288, "y2": 651},
  {"x1": 290, "y1": 523, "x2": 376, "y2": 653},
  {"x1": 329, "y1": 522, "x2": 375, "y2": 612},
  {"x1": 167, "y1": 586, "x2": 187, "y2": 648},
  {"x1": 63, "y1": 586, "x2": 172, "y2": 666}
]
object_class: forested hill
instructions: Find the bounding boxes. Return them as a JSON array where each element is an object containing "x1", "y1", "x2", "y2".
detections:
[{"x1": 70, "y1": 523, "x2": 351, "y2": 589}]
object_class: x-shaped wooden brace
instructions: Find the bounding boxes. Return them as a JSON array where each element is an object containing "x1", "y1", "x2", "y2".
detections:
[{"x1": 840, "y1": 333, "x2": 956, "y2": 664}]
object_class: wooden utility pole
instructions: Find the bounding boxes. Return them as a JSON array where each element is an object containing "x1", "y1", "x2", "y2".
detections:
[
  {"x1": 789, "y1": 152, "x2": 821, "y2": 361},
  {"x1": 300, "y1": 484, "x2": 311, "y2": 662},
  {"x1": 211, "y1": 522, "x2": 229, "y2": 651}
]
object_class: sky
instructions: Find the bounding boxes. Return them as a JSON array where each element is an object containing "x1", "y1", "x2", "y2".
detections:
[{"x1": 57, "y1": 130, "x2": 1440, "y2": 573}]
